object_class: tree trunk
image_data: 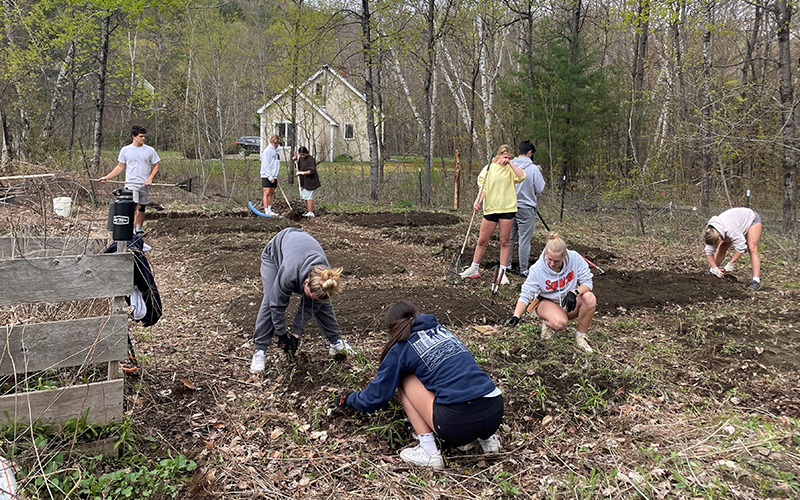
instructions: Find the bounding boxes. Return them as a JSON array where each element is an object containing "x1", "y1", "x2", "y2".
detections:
[
  {"x1": 0, "y1": 97, "x2": 12, "y2": 172},
  {"x1": 776, "y1": 0, "x2": 797, "y2": 233},
  {"x1": 422, "y1": 0, "x2": 435, "y2": 206},
  {"x1": 627, "y1": 0, "x2": 649, "y2": 174},
  {"x1": 700, "y1": 0, "x2": 713, "y2": 209},
  {"x1": 361, "y1": 0, "x2": 381, "y2": 201},
  {"x1": 92, "y1": 13, "x2": 112, "y2": 171},
  {"x1": 42, "y1": 39, "x2": 76, "y2": 142}
]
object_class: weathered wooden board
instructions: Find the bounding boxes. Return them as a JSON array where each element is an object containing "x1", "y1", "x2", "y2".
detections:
[
  {"x1": 0, "y1": 253, "x2": 133, "y2": 306},
  {"x1": 0, "y1": 315, "x2": 128, "y2": 376},
  {"x1": 0, "y1": 379, "x2": 124, "y2": 426},
  {"x1": 0, "y1": 237, "x2": 107, "y2": 259}
]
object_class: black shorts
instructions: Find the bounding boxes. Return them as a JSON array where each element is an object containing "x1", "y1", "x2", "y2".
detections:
[
  {"x1": 262, "y1": 178, "x2": 277, "y2": 188},
  {"x1": 483, "y1": 212, "x2": 515, "y2": 223},
  {"x1": 432, "y1": 395, "x2": 504, "y2": 447}
]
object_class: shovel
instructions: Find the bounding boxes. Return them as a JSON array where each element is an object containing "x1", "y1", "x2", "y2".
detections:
[
  {"x1": 94, "y1": 178, "x2": 193, "y2": 193},
  {"x1": 448, "y1": 163, "x2": 491, "y2": 279}
]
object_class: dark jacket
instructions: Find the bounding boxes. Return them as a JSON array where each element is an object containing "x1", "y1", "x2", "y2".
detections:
[
  {"x1": 297, "y1": 155, "x2": 321, "y2": 190},
  {"x1": 346, "y1": 314, "x2": 497, "y2": 412}
]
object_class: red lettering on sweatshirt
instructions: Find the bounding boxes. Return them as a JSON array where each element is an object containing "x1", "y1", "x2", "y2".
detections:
[{"x1": 545, "y1": 271, "x2": 575, "y2": 291}]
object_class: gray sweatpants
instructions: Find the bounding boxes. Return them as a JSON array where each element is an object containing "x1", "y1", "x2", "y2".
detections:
[
  {"x1": 507, "y1": 206, "x2": 537, "y2": 272},
  {"x1": 253, "y1": 252, "x2": 342, "y2": 351}
]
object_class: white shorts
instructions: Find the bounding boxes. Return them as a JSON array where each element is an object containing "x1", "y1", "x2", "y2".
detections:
[
  {"x1": 127, "y1": 185, "x2": 150, "y2": 205},
  {"x1": 300, "y1": 188, "x2": 316, "y2": 201}
]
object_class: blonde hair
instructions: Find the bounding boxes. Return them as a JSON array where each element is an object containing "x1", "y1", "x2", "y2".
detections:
[
  {"x1": 544, "y1": 232, "x2": 568, "y2": 259},
  {"x1": 307, "y1": 266, "x2": 343, "y2": 300},
  {"x1": 703, "y1": 226, "x2": 721, "y2": 246},
  {"x1": 492, "y1": 144, "x2": 514, "y2": 163},
  {"x1": 269, "y1": 134, "x2": 280, "y2": 145}
]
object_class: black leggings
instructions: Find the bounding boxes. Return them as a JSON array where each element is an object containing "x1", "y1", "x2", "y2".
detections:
[{"x1": 432, "y1": 395, "x2": 504, "y2": 447}]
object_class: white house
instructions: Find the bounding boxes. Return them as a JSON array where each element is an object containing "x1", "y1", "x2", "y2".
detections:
[{"x1": 257, "y1": 66, "x2": 382, "y2": 162}]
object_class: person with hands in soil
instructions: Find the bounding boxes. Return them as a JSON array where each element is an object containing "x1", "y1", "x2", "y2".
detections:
[
  {"x1": 459, "y1": 144, "x2": 526, "y2": 284},
  {"x1": 335, "y1": 301, "x2": 504, "y2": 470},
  {"x1": 293, "y1": 146, "x2": 320, "y2": 217},
  {"x1": 703, "y1": 207, "x2": 762, "y2": 290},
  {"x1": 503, "y1": 233, "x2": 597, "y2": 353},
  {"x1": 250, "y1": 228, "x2": 354, "y2": 373}
]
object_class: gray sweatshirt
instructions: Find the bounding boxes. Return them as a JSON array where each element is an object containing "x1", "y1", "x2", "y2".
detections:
[
  {"x1": 705, "y1": 207, "x2": 756, "y2": 255},
  {"x1": 265, "y1": 228, "x2": 330, "y2": 337},
  {"x1": 518, "y1": 248, "x2": 593, "y2": 307},
  {"x1": 510, "y1": 156, "x2": 545, "y2": 209}
]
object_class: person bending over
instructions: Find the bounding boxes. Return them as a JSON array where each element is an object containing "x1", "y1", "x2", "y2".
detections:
[
  {"x1": 334, "y1": 301, "x2": 504, "y2": 470},
  {"x1": 250, "y1": 228, "x2": 354, "y2": 373},
  {"x1": 504, "y1": 233, "x2": 597, "y2": 353},
  {"x1": 703, "y1": 207, "x2": 762, "y2": 290}
]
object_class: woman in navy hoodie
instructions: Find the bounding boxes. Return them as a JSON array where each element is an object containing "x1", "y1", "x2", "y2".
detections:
[
  {"x1": 336, "y1": 301, "x2": 503, "y2": 469},
  {"x1": 504, "y1": 232, "x2": 596, "y2": 353}
]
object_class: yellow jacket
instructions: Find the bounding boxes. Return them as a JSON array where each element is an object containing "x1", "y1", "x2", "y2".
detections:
[{"x1": 477, "y1": 162, "x2": 526, "y2": 215}]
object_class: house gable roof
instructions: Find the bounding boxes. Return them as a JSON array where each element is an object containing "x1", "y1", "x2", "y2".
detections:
[{"x1": 256, "y1": 86, "x2": 338, "y2": 127}]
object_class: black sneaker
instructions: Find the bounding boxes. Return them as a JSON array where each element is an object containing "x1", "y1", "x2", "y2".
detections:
[{"x1": 748, "y1": 280, "x2": 761, "y2": 291}]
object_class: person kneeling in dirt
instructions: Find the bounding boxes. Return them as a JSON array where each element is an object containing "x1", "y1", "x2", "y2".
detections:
[
  {"x1": 334, "y1": 301, "x2": 504, "y2": 470},
  {"x1": 703, "y1": 207, "x2": 762, "y2": 291},
  {"x1": 250, "y1": 228, "x2": 355, "y2": 373},
  {"x1": 503, "y1": 232, "x2": 596, "y2": 353}
]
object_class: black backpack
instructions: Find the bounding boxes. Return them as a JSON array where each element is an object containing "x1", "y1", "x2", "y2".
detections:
[{"x1": 104, "y1": 238, "x2": 163, "y2": 326}]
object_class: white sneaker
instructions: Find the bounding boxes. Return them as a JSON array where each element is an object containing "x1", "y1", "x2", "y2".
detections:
[
  {"x1": 499, "y1": 272, "x2": 509, "y2": 285},
  {"x1": 459, "y1": 264, "x2": 480, "y2": 279},
  {"x1": 399, "y1": 444, "x2": 444, "y2": 469},
  {"x1": 303, "y1": 212, "x2": 315, "y2": 217},
  {"x1": 540, "y1": 321, "x2": 553, "y2": 340},
  {"x1": 329, "y1": 339, "x2": 355, "y2": 356},
  {"x1": 250, "y1": 350, "x2": 266, "y2": 373},
  {"x1": 575, "y1": 332, "x2": 593, "y2": 353},
  {"x1": 478, "y1": 434, "x2": 501, "y2": 454}
]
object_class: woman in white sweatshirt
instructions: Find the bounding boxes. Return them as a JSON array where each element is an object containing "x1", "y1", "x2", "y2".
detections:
[{"x1": 503, "y1": 233, "x2": 596, "y2": 353}]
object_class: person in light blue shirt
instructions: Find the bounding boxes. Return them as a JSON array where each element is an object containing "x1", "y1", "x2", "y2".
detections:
[{"x1": 507, "y1": 140, "x2": 545, "y2": 276}]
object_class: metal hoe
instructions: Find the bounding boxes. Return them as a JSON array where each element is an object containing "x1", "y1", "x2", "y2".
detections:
[{"x1": 449, "y1": 163, "x2": 492, "y2": 278}]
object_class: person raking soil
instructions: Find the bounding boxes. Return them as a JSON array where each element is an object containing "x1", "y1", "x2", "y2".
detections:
[
  {"x1": 459, "y1": 144, "x2": 526, "y2": 284},
  {"x1": 250, "y1": 228, "x2": 355, "y2": 373},
  {"x1": 703, "y1": 207, "x2": 762, "y2": 291},
  {"x1": 334, "y1": 301, "x2": 504, "y2": 470},
  {"x1": 503, "y1": 233, "x2": 597, "y2": 353}
]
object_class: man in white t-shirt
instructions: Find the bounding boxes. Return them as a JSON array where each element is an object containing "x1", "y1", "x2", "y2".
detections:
[{"x1": 99, "y1": 125, "x2": 161, "y2": 235}]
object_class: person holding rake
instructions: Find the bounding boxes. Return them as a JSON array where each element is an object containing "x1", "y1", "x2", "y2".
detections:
[
  {"x1": 459, "y1": 144, "x2": 526, "y2": 284},
  {"x1": 503, "y1": 233, "x2": 597, "y2": 353},
  {"x1": 703, "y1": 207, "x2": 762, "y2": 290},
  {"x1": 334, "y1": 301, "x2": 504, "y2": 469}
]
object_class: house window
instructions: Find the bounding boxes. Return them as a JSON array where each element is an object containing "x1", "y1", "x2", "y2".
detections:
[
  {"x1": 344, "y1": 123, "x2": 355, "y2": 140},
  {"x1": 315, "y1": 83, "x2": 323, "y2": 98},
  {"x1": 274, "y1": 122, "x2": 295, "y2": 145}
]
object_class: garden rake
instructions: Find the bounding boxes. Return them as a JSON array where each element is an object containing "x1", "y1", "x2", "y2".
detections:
[
  {"x1": 93, "y1": 178, "x2": 193, "y2": 193},
  {"x1": 490, "y1": 266, "x2": 505, "y2": 305},
  {"x1": 448, "y1": 163, "x2": 491, "y2": 281}
]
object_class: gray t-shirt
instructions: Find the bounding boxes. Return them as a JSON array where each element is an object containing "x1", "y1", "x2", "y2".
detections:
[{"x1": 118, "y1": 144, "x2": 161, "y2": 185}]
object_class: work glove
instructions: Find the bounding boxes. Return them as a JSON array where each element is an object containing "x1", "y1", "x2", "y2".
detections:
[
  {"x1": 503, "y1": 315, "x2": 520, "y2": 327},
  {"x1": 276, "y1": 334, "x2": 299, "y2": 355},
  {"x1": 332, "y1": 390, "x2": 354, "y2": 411},
  {"x1": 563, "y1": 289, "x2": 579, "y2": 313},
  {"x1": 724, "y1": 261, "x2": 735, "y2": 273},
  {"x1": 710, "y1": 267, "x2": 724, "y2": 278}
]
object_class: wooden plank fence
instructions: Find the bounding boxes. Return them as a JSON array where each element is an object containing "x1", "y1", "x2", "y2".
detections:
[{"x1": 0, "y1": 237, "x2": 132, "y2": 426}]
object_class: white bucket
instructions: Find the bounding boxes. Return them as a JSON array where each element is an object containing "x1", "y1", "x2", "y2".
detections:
[
  {"x1": 53, "y1": 197, "x2": 72, "y2": 217},
  {"x1": 0, "y1": 456, "x2": 17, "y2": 500}
]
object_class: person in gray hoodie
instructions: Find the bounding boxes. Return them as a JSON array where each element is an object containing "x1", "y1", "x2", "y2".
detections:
[
  {"x1": 503, "y1": 233, "x2": 596, "y2": 353},
  {"x1": 703, "y1": 207, "x2": 762, "y2": 290},
  {"x1": 250, "y1": 228, "x2": 354, "y2": 373},
  {"x1": 506, "y1": 140, "x2": 546, "y2": 276}
]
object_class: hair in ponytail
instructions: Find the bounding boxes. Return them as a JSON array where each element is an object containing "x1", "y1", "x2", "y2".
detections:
[
  {"x1": 380, "y1": 301, "x2": 417, "y2": 362},
  {"x1": 544, "y1": 232, "x2": 568, "y2": 259},
  {"x1": 307, "y1": 266, "x2": 343, "y2": 300},
  {"x1": 703, "y1": 226, "x2": 721, "y2": 246}
]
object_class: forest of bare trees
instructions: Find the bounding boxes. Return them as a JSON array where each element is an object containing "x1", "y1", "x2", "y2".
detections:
[{"x1": 1, "y1": 0, "x2": 797, "y2": 229}]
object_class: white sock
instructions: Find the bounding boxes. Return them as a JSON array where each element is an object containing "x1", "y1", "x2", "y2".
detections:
[
  {"x1": 753, "y1": 277, "x2": 761, "y2": 283},
  {"x1": 576, "y1": 331, "x2": 587, "y2": 337},
  {"x1": 418, "y1": 432, "x2": 438, "y2": 455},
  {"x1": 477, "y1": 436, "x2": 493, "y2": 447},
  {"x1": 471, "y1": 262, "x2": 479, "y2": 269},
  {"x1": 267, "y1": 206, "x2": 272, "y2": 212},
  {"x1": 500, "y1": 265, "x2": 509, "y2": 270}
]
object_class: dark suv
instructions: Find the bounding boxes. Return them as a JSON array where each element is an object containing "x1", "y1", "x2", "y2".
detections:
[{"x1": 235, "y1": 136, "x2": 261, "y2": 155}]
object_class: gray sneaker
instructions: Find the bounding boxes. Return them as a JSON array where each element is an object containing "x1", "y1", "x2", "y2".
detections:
[
  {"x1": 575, "y1": 332, "x2": 593, "y2": 353},
  {"x1": 748, "y1": 280, "x2": 761, "y2": 291},
  {"x1": 250, "y1": 350, "x2": 266, "y2": 373},
  {"x1": 329, "y1": 339, "x2": 355, "y2": 356}
]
